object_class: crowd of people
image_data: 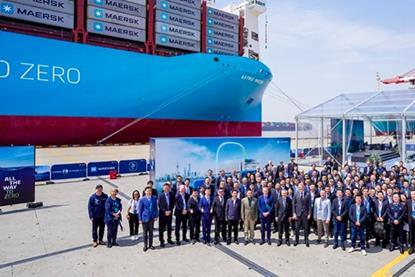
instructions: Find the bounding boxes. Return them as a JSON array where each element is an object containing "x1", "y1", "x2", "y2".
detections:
[{"x1": 87, "y1": 157, "x2": 415, "y2": 256}]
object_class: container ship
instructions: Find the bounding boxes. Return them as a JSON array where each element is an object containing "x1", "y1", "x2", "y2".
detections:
[{"x1": 0, "y1": 0, "x2": 272, "y2": 146}]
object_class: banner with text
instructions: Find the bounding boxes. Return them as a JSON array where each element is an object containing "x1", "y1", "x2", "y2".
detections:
[{"x1": 0, "y1": 146, "x2": 35, "y2": 206}]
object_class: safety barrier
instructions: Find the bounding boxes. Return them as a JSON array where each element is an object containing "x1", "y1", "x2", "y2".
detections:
[{"x1": 35, "y1": 159, "x2": 148, "y2": 182}]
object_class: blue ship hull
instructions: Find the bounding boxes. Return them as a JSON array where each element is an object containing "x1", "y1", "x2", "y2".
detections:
[{"x1": 0, "y1": 31, "x2": 272, "y2": 145}]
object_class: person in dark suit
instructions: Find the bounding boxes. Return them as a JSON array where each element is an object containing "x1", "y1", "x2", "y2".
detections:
[
  {"x1": 184, "y1": 178, "x2": 193, "y2": 195},
  {"x1": 362, "y1": 187, "x2": 375, "y2": 248},
  {"x1": 387, "y1": 193, "x2": 406, "y2": 254},
  {"x1": 407, "y1": 190, "x2": 415, "y2": 254},
  {"x1": 332, "y1": 189, "x2": 348, "y2": 250},
  {"x1": 88, "y1": 184, "x2": 108, "y2": 247},
  {"x1": 373, "y1": 191, "x2": 389, "y2": 248},
  {"x1": 200, "y1": 187, "x2": 214, "y2": 245},
  {"x1": 174, "y1": 185, "x2": 190, "y2": 245},
  {"x1": 188, "y1": 190, "x2": 201, "y2": 244},
  {"x1": 226, "y1": 190, "x2": 241, "y2": 245},
  {"x1": 293, "y1": 183, "x2": 311, "y2": 247},
  {"x1": 348, "y1": 194, "x2": 368, "y2": 256},
  {"x1": 308, "y1": 184, "x2": 318, "y2": 235},
  {"x1": 104, "y1": 188, "x2": 122, "y2": 248},
  {"x1": 142, "y1": 180, "x2": 158, "y2": 198},
  {"x1": 258, "y1": 187, "x2": 274, "y2": 245},
  {"x1": 212, "y1": 188, "x2": 227, "y2": 244},
  {"x1": 138, "y1": 186, "x2": 158, "y2": 252},
  {"x1": 158, "y1": 183, "x2": 176, "y2": 247},
  {"x1": 275, "y1": 189, "x2": 293, "y2": 246}
]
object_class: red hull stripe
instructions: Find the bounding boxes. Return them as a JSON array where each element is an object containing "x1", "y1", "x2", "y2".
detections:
[{"x1": 0, "y1": 116, "x2": 261, "y2": 146}]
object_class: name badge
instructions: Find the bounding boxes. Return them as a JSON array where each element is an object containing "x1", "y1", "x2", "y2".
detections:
[{"x1": 394, "y1": 212, "x2": 398, "y2": 218}]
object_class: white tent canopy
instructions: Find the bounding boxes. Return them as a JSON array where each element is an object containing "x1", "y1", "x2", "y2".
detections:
[{"x1": 295, "y1": 89, "x2": 415, "y2": 163}]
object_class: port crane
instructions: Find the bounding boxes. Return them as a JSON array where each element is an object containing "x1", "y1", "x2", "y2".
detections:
[{"x1": 381, "y1": 68, "x2": 415, "y2": 86}]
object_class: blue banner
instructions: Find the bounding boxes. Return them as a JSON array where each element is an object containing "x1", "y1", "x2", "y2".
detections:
[
  {"x1": 51, "y1": 163, "x2": 87, "y2": 180},
  {"x1": 119, "y1": 159, "x2": 147, "y2": 174},
  {"x1": 35, "y1": 165, "x2": 51, "y2": 182},
  {"x1": 0, "y1": 146, "x2": 35, "y2": 206},
  {"x1": 88, "y1": 161, "x2": 118, "y2": 177}
]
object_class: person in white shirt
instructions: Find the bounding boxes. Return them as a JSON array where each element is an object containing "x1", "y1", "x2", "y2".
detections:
[
  {"x1": 313, "y1": 190, "x2": 331, "y2": 247},
  {"x1": 126, "y1": 190, "x2": 140, "y2": 240}
]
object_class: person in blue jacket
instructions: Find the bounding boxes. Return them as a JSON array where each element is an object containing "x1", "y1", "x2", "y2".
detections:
[
  {"x1": 88, "y1": 184, "x2": 108, "y2": 247},
  {"x1": 348, "y1": 193, "x2": 367, "y2": 256},
  {"x1": 258, "y1": 186, "x2": 274, "y2": 245},
  {"x1": 199, "y1": 187, "x2": 214, "y2": 245},
  {"x1": 138, "y1": 186, "x2": 159, "y2": 252},
  {"x1": 104, "y1": 188, "x2": 122, "y2": 248}
]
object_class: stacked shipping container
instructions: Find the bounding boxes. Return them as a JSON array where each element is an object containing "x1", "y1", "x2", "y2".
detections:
[{"x1": 0, "y1": 0, "x2": 243, "y2": 56}]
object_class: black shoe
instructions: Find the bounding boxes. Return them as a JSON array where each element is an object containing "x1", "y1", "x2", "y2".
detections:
[
  {"x1": 382, "y1": 242, "x2": 387, "y2": 249},
  {"x1": 150, "y1": 246, "x2": 155, "y2": 250},
  {"x1": 399, "y1": 247, "x2": 404, "y2": 254},
  {"x1": 235, "y1": 240, "x2": 239, "y2": 245},
  {"x1": 267, "y1": 240, "x2": 271, "y2": 245},
  {"x1": 107, "y1": 243, "x2": 112, "y2": 248},
  {"x1": 168, "y1": 240, "x2": 175, "y2": 245},
  {"x1": 112, "y1": 242, "x2": 120, "y2": 246},
  {"x1": 324, "y1": 242, "x2": 329, "y2": 248},
  {"x1": 366, "y1": 242, "x2": 370, "y2": 249},
  {"x1": 214, "y1": 241, "x2": 219, "y2": 245},
  {"x1": 409, "y1": 248, "x2": 414, "y2": 255},
  {"x1": 277, "y1": 240, "x2": 282, "y2": 246},
  {"x1": 160, "y1": 243, "x2": 165, "y2": 248},
  {"x1": 203, "y1": 241, "x2": 207, "y2": 245},
  {"x1": 272, "y1": 230, "x2": 277, "y2": 234},
  {"x1": 192, "y1": 240, "x2": 196, "y2": 245},
  {"x1": 244, "y1": 241, "x2": 249, "y2": 246},
  {"x1": 260, "y1": 240, "x2": 265, "y2": 245},
  {"x1": 306, "y1": 241, "x2": 310, "y2": 247},
  {"x1": 294, "y1": 241, "x2": 298, "y2": 246},
  {"x1": 176, "y1": 241, "x2": 181, "y2": 246},
  {"x1": 389, "y1": 245, "x2": 395, "y2": 252},
  {"x1": 226, "y1": 241, "x2": 231, "y2": 245},
  {"x1": 286, "y1": 240, "x2": 290, "y2": 246},
  {"x1": 341, "y1": 244, "x2": 346, "y2": 251},
  {"x1": 333, "y1": 244, "x2": 338, "y2": 250},
  {"x1": 317, "y1": 239, "x2": 321, "y2": 245},
  {"x1": 143, "y1": 247, "x2": 148, "y2": 252},
  {"x1": 98, "y1": 241, "x2": 105, "y2": 245}
]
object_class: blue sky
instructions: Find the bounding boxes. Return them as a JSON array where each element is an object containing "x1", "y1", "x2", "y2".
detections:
[
  {"x1": 215, "y1": 0, "x2": 415, "y2": 121},
  {"x1": 0, "y1": 146, "x2": 34, "y2": 168}
]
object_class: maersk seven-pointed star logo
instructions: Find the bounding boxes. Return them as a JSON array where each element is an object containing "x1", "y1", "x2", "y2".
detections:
[
  {"x1": 1, "y1": 2, "x2": 14, "y2": 15},
  {"x1": 93, "y1": 22, "x2": 103, "y2": 32},
  {"x1": 94, "y1": 8, "x2": 103, "y2": 18},
  {"x1": 160, "y1": 36, "x2": 168, "y2": 43},
  {"x1": 161, "y1": 12, "x2": 168, "y2": 20},
  {"x1": 161, "y1": 1, "x2": 168, "y2": 9}
]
